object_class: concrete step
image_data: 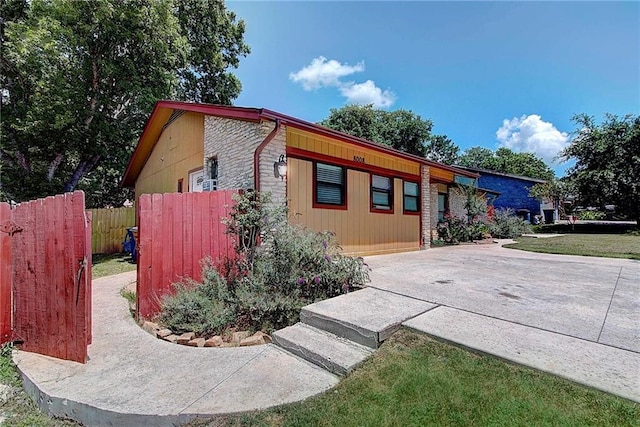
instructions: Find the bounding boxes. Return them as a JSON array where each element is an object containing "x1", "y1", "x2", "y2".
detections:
[
  {"x1": 300, "y1": 287, "x2": 435, "y2": 349},
  {"x1": 272, "y1": 323, "x2": 374, "y2": 376}
]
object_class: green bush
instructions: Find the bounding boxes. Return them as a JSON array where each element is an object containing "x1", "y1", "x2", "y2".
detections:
[
  {"x1": 488, "y1": 208, "x2": 531, "y2": 238},
  {"x1": 159, "y1": 280, "x2": 236, "y2": 336},
  {"x1": 437, "y1": 214, "x2": 489, "y2": 244},
  {"x1": 437, "y1": 215, "x2": 468, "y2": 244},
  {"x1": 578, "y1": 210, "x2": 606, "y2": 220},
  {"x1": 159, "y1": 191, "x2": 370, "y2": 335}
]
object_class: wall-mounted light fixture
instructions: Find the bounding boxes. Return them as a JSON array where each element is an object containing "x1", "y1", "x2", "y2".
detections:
[{"x1": 274, "y1": 154, "x2": 287, "y2": 180}]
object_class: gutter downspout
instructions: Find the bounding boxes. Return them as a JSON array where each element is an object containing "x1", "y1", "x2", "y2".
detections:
[{"x1": 253, "y1": 119, "x2": 281, "y2": 191}]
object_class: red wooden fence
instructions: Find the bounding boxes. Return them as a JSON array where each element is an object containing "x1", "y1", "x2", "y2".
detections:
[
  {"x1": 137, "y1": 191, "x2": 238, "y2": 318},
  {"x1": 0, "y1": 192, "x2": 91, "y2": 363},
  {"x1": 0, "y1": 203, "x2": 12, "y2": 343}
]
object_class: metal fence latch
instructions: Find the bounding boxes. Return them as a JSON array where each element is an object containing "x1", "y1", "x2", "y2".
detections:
[{"x1": 0, "y1": 220, "x2": 23, "y2": 235}]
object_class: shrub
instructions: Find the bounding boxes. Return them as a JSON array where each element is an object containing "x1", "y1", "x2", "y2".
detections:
[
  {"x1": 159, "y1": 191, "x2": 371, "y2": 336},
  {"x1": 578, "y1": 210, "x2": 606, "y2": 221},
  {"x1": 437, "y1": 214, "x2": 489, "y2": 244},
  {"x1": 437, "y1": 215, "x2": 468, "y2": 244},
  {"x1": 159, "y1": 280, "x2": 236, "y2": 336},
  {"x1": 488, "y1": 208, "x2": 531, "y2": 238}
]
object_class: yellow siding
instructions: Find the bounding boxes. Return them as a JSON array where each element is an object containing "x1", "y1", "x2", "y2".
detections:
[
  {"x1": 288, "y1": 158, "x2": 420, "y2": 256},
  {"x1": 135, "y1": 112, "x2": 204, "y2": 199},
  {"x1": 287, "y1": 128, "x2": 420, "y2": 176},
  {"x1": 430, "y1": 167, "x2": 454, "y2": 182}
]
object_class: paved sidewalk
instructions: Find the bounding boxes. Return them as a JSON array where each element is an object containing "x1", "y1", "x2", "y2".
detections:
[{"x1": 14, "y1": 271, "x2": 338, "y2": 427}]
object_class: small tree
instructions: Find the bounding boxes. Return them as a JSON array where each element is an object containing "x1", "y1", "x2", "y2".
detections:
[
  {"x1": 562, "y1": 113, "x2": 640, "y2": 223},
  {"x1": 529, "y1": 179, "x2": 575, "y2": 219}
]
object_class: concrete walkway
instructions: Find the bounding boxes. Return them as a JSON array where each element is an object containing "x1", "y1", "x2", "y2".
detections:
[
  {"x1": 14, "y1": 271, "x2": 338, "y2": 426},
  {"x1": 14, "y1": 243, "x2": 640, "y2": 426}
]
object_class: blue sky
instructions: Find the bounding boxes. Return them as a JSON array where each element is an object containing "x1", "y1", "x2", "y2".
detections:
[{"x1": 227, "y1": 1, "x2": 639, "y2": 176}]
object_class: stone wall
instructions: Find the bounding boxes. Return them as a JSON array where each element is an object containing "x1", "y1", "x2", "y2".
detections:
[
  {"x1": 449, "y1": 186, "x2": 467, "y2": 219},
  {"x1": 430, "y1": 184, "x2": 439, "y2": 240},
  {"x1": 258, "y1": 125, "x2": 287, "y2": 207},
  {"x1": 203, "y1": 116, "x2": 287, "y2": 207},
  {"x1": 420, "y1": 166, "x2": 431, "y2": 248},
  {"x1": 203, "y1": 117, "x2": 271, "y2": 190}
]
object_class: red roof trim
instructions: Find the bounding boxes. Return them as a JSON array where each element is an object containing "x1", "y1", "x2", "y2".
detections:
[{"x1": 122, "y1": 100, "x2": 478, "y2": 187}]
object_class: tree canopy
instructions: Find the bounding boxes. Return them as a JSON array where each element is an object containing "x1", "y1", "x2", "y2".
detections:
[
  {"x1": 320, "y1": 104, "x2": 458, "y2": 162},
  {"x1": 562, "y1": 113, "x2": 640, "y2": 222},
  {"x1": 457, "y1": 146, "x2": 555, "y2": 181},
  {"x1": 0, "y1": 0, "x2": 249, "y2": 207},
  {"x1": 424, "y1": 134, "x2": 459, "y2": 165}
]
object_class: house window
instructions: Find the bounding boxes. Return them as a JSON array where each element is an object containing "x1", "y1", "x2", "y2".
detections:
[
  {"x1": 177, "y1": 179, "x2": 183, "y2": 193},
  {"x1": 315, "y1": 162, "x2": 345, "y2": 206},
  {"x1": 438, "y1": 192, "x2": 448, "y2": 221},
  {"x1": 371, "y1": 175, "x2": 392, "y2": 211},
  {"x1": 403, "y1": 181, "x2": 419, "y2": 213},
  {"x1": 203, "y1": 157, "x2": 218, "y2": 191}
]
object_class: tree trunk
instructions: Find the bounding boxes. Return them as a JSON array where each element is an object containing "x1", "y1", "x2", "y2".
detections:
[{"x1": 63, "y1": 155, "x2": 100, "y2": 192}]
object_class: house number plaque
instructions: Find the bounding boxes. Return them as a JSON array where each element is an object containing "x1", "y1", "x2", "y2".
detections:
[{"x1": 353, "y1": 155, "x2": 365, "y2": 163}]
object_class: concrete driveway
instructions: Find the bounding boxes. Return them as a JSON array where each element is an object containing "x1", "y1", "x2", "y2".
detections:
[{"x1": 366, "y1": 241, "x2": 639, "y2": 353}]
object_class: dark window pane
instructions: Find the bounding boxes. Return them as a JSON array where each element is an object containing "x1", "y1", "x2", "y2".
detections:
[
  {"x1": 373, "y1": 191, "x2": 391, "y2": 208},
  {"x1": 404, "y1": 196, "x2": 418, "y2": 212},
  {"x1": 404, "y1": 181, "x2": 418, "y2": 197},
  {"x1": 317, "y1": 184, "x2": 343, "y2": 205},
  {"x1": 317, "y1": 163, "x2": 343, "y2": 184},
  {"x1": 316, "y1": 162, "x2": 345, "y2": 206}
]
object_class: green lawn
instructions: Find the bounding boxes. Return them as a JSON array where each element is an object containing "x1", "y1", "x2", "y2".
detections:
[
  {"x1": 0, "y1": 345, "x2": 79, "y2": 426},
  {"x1": 504, "y1": 234, "x2": 640, "y2": 260},
  {"x1": 91, "y1": 252, "x2": 137, "y2": 279},
  {"x1": 191, "y1": 328, "x2": 639, "y2": 427}
]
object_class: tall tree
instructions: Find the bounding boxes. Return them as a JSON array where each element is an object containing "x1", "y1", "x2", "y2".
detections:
[
  {"x1": 0, "y1": 0, "x2": 249, "y2": 207},
  {"x1": 320, "y1": 104, "x2": 433, "y2": 157},
  {"x1": 425, "y1": 134, "x2": 459, "y2": 165},
  {"x1": 175, "y1": 0, "x2": 250, "y2": 104},
  {"x1": 457, "y1": 146, "x2": 554, "y2": 181},
  {"x1": 529, "y1": 178, "x2": 575, "y2": 218},
  {"x1": 562, "y1": 113, "x2": 640, "y2": 222},
  {"x1": 456, "y1": 146, "x2": 497, "y2": 169}
]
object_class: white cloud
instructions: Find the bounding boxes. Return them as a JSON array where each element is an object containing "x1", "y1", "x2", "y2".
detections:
[
  {"x1": 290, "y1": 57, "x2": 396, "y2": 108},
  {"x1": 339, "y1": 80, "x2": 396, "y2": 108},
  {"x1": 496, "y1": 114, "x2": 569, "y2": 164},
  {"x1": 289, "y1": 56, "x2": 364, "y2": 90}
]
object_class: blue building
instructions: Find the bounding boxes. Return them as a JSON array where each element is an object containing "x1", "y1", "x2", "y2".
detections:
[{"x1": 458, "y1": 166, "x2": 556, "y2": 223}]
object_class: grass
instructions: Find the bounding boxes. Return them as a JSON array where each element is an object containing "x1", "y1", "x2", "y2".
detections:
[
  {"x1": 189, "y1": 328, "x2": 638, "y2": 427},
  {"x1": 504, "y1": 234, "x2": 640, "y2": 260},
  {"x1": 0, "y1": 344, "x2": 80, "y2": 426},
  {"x1": 91, "y1": 252, "x2": 136, "y2": 279}
]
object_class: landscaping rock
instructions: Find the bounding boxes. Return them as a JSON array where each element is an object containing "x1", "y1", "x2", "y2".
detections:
[
  {"x1": 232, "y1": 331, "x2": 251, "y2": 343},
  {"x1": 142, "y1": 321, "x2": 159, "y2": 337},
  {"x1": 176, "y1": 332, "x2": 195, "y2": 344},
  {"x1": 220, "y1": 341, "x2": 239, "y2": 348},
  {"x1": 240, "y1": 331, "x2": 272, "y2": 346},
  {"x1": 204, "y1": 336, "x2": 224, "y2": 347},
  {"x1": 188, "y1": 338, "x2": 205, "y2": 347},
  {"x1": 163, "y1": 334, "x2": 179, "y2": 343},
  {"x1": 157, "y1": 328, "x2": 172, "y2": 338}
]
